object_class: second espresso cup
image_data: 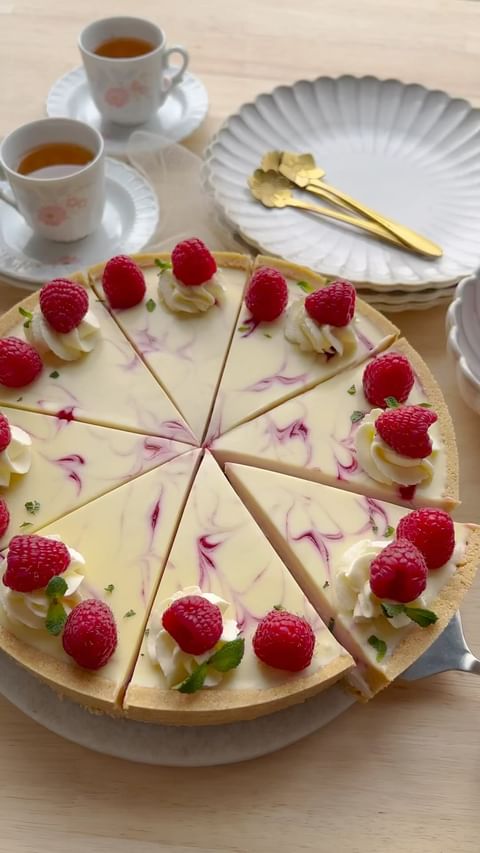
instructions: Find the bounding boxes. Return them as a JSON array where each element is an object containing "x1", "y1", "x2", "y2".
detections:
[
  {"x1": 0, "y1": 118, "x2": 105, "y2": 243},
  {"x1": 79, "y1": 17, "x2": 190, "y2": 126}
]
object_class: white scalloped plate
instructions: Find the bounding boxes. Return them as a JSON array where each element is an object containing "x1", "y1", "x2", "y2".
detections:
[
  {"x1": 446, "y1": 273, "x2": 480, "y2": 414},
  {"x1": 47, "y1": 67, "x2": 208, "y2": 158},
  {"x1": 205, "y1": 75, "x2": 480, "y2": 290},
  {"x1": 0, "y1": 159, "x2": 158, "y2": 285}
]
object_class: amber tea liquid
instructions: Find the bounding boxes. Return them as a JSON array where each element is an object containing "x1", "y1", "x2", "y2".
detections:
[{"x1": 93, "y1": 36, "x2": 155, "y2": 58}]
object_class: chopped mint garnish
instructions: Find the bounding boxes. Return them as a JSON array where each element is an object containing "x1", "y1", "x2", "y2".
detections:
[
  {"x1": 297, "y1": 280, "x2": 314, "y2": 294},
  {"x1": 144, "y1": 627, "x2": 150, "y2": 637},
  {"x1": 124, "y1": 609, "x2": 136, "y2": 618},
  {"x1": 368, "y1": 634, "x2": 387, "y2": 662},
  {"x1": 208, "y1": 638, "x2": 245, "y2": 673},
  {"x1": 418, "y1": 402, "x2": 432, "y2": 408},
  {"x1": 46, "y1": 576, "x2": 68, "y2": 598},
  {"x1": 323, "y1": 580, "x2": 330, "y2": 589},
  {"x1": 19, "y1": 307, "x2": 33, "y2": 328},
  {"x1": 46, "y1": 601, "x2": 67, "y2": 636},
  {"x1": 16, "y1": 397, "x2": 23, "y2": 402},
  {"x1": 154, "y1": 258, "x2": 172, "y2": 271},
  {"x1": 350, "y1": 410, "x2": 365, "y2": 424},
  {"x1": 176, "y1": 638, "x2": 245, "y2": 694},
  {"x1": 25, "y1": 500, "x2": 40, "y2": 515},
  {"x1": 385, "y1": 396, "x2": 400, "y2": 409},
  {"x1": 273, "y1": 604, "x2": 284, "y2": 611},
  {"x1": 347, "y1": 384, "x2": 356, "y2": 395},
  {"x1": 19, "y1": 521, "x2": 33, "y2": 530},
  {"x1": 381, "y1": 602, "x2": 438, "y2": 627},
  {"x1": 146, "y1": 298, "x2": 156, "y2": 313},
  {"x1": 104, "y1": 584, "x2": 115, "y2": 593},
  {"x1": 49, "y1": 370, "x2": 60, "y2": 379},
  {"x1": 328, "y1": 617, "x2": 335, "y2": 633},
  {"x1": 385, "y1": 525, "x2": 395, "y2": 537},
  {"x1": 371, "y1": 521, "x2": 379, "y2": 535},
  {"x1": 264, "y1": 332, "x2": 272, "y2": 338},
  {"x1": 238, "y1": 324, "x2": 250, "y2": 333},
  {"x1": 177, "y1": 662, "x2": 209, "y2": 693}
]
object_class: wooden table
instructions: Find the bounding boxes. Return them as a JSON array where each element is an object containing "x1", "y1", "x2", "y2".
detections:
[{"x1": 1, "y1": 1, "x2": 480, "y2": 850}]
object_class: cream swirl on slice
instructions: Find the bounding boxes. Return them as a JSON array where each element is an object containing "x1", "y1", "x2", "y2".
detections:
[
  {"x1": 147, "y1": 585, "x2": 239, "y2": 688},
  {"x1": 158, "y1": 269, "x2": 225, "y2": 314},
  {"x1": 355, "y1": 408, "x2": 438, "y2": 487},
  {"x1": 0, "y1": 425, "x2": 32, "y2": 487},
  {"x1": 335, "y1": 538, "x2": 459, "y2": 631},
  {"x1": 285, "y1": 298, "x2": 357, "y2": 356},
  {"x1": 26, "y1": 308, "x2": 100, "y2": 361},
  {"x1": 0, "y1": 535, "x2": 85, "y2": 630}
]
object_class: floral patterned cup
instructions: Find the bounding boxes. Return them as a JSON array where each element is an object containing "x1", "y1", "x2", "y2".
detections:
[
  {"x1": 0, "y1": 118, "x2": 105, "y2": 242},
  {"x1": 79, "y1": 17, "x2": 189, "y2": 126}
]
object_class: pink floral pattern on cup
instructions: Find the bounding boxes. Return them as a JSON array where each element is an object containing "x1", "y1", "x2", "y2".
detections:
[
  {"x1": 37, "y1": 205, "x2": 67, "y2": 227},
  {"x1": 105, "y1": 87, "x2": 130, "y2": 108},
  {"x1": 131, "y1": 79, "x2": 149, "y2": 96},
  {"x1": 66, "y1": 196, "x2": 87, "y2": 209}
]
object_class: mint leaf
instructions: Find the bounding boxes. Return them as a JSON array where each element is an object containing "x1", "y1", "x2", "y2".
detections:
[
  {"x1": 297, "y1": 280, "x2": 314, "y2": 294},
  {"x1": 238, "y1": 324, "x2": 250, "y2": 333},
  {"x1": 20, "y1": 521, "x2": 32, "y2": 530},
  {"x1": 404, "y1": 606, "x2": 438, "y2": 627},
  {"x1": 208, "y1": 638, "x2": 245, "y2": 673},
  {"x1": 323, "y1": 580, "x2": 330, "y2": 589},
  {"x1": 104, "y1": 583, "x2": 115, "y2": 593},
  {"x1": 418, "y1": 402, "x2": 432, "y2": 408},
  {"x1": 385, "y1": 396, "x2": 400, "y2": 409},
  {"x1": 25, "y1": 500, "x2": 40, "y2": 515},
  {"x1": 124, "y1": 609, "x2": 136, "y2": 618},
  {"x1": 350, "y1": 410, "x2": 365, "y2": 423},
  {"x1": 154, "y1": 258, "x2": 172, "y2": 272},
  {"x1": 347, "y1": 384, "x2": 356, "y2": 395},
  {"x1": 146, "y1": 298, "x2": 156, "y2": 313},
  {"x1": 19, "y1": 307, "x2": 33, "y2": 328},
  {"x1": 45, "y1": 601, "x2": 67, "y2": 636},
  {"x1": 49, "y1": 370, "x2": 60, "y2": 379},
  {"x1": 381, "y1": 603, "x2": 405, "y2": 619},
  {"x1": 264, "y1": 332, "x2": 272, "y2": 339},
  {"x1": 16, "y1": 397, "x2": 23, "y2": 402},
  {"x1": 368, "y1": 634, "x2": 387, "y2": 662},
  {"x1": 177, "y1": 662, "x2": 208, "y2": 694},
  {"x1": 328, "y1": 617, "x2": 335, "y2": 633},
  {"x1": 385, "y1": 525, "x2": 395, "y2": 538},
  {"x1": 46, "y1": 576, "x2": 68, "y2": 598}
]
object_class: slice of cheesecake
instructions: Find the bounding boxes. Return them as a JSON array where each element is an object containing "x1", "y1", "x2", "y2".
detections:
[
  {"x1": 0, "y1": 405, "x2": 191, "y2": 548},
  {"x1": 0, "y1": 449, "x2": 201, "y2": 712},
  {"x1": 89, "y1": 253, "x2": 251, "y2": 443},
  {"x1": 124, "y1": 451, "x2": 352, "y2": 724},
  {"x1": 0, "y1": 276, "x2": 194, "y2": 444},
  {"x1": 226, "y1": 463, "x2": 480, "y2": 697},
  {"x1": 206, "y1": 256, "x2": 398, "y2": 441},
  {"x1": 212, "y1": 339, "x2": 458, "y2": 511}
]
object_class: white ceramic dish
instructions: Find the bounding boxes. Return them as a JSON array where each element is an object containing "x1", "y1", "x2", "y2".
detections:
[
  {"x1": 204, "y1": 75, "x2": 480, "y2": 290},
  {"x1": 446, "y1": 273, "x2": 480, "y2": 414},
  {"x1": 47, "y1": 67, "x2": 208, "y2": 158},
  {"x1": 0, "y1": 158, "x2": 158, "y2": 285}
]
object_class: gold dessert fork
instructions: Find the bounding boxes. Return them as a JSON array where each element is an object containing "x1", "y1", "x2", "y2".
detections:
[
  {"x1": 274, "y1": 151, "x2": 442, "y2": 258},
  {"x1": 249, "y1": 169, "x2": 409, "y2": 249}
]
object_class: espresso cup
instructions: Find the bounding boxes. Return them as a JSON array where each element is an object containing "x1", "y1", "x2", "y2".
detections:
[
  {"x1": 79, "y1": 17, "x2": 189, "y2": 126},
  {"x1": 0, "y1": 118, "x2": 105, "y2": 243}
]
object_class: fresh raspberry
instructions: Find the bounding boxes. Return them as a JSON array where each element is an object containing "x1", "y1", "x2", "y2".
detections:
[
  {"x1": 0, "y1": 337, "x2": 42, "y2": 388},
  {"x1": 63, "y1": 599, "x2": 117, "y2": 670},
  {"x1": 39, "y1": 279, "x2": 89, "y2": 333},
  {"x1": 102, "y1": 255, "x2": 146, "y2": 309},
  {"x1": 363, "y1": 352, "x2": 415, "y2": 408},
  {"x1": 397, "y1": 508, "x2": 455, "y2": 570},
  {"x1": 305, "y1": 279, "x2": 356, "y2": 327},
  {"x1": 0, "y1": 413, "x2": 11, "y2": 452},
  {"x1": 171, "y1": 238, "x2": 217, "y2": 286},
  {"x1": 375, "y1": 405, "x2": 437, "y2": 459},
  {"x1": 0, "y1": 499, "x2": 10, "y2": 539},
  {"x1": 370, "y1": 539, "x2": 427, "y2": 603},
  {"x1": 253, "y1": 609, "x2": 315, "y2": 672},
  {"x1": 244, "y1": 267, "x2": 288, "y2": 322},
  {"x1": 162, "y1": 594, "x2": 223, "y2": 654},
  {"x1": 3, "y1": 534, "x2": 70, "y2": 592}
]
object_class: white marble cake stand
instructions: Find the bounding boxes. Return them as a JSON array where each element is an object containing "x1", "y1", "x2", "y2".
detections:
[{"x1": 0, "y1": 648, "x2": 354, "y2": 766}]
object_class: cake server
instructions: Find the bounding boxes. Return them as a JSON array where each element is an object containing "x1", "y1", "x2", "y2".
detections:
[{"x1": 402, "y1": 612, "x2": 480, "y2": 681}]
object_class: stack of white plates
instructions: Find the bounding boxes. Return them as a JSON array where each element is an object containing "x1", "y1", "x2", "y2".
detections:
[
  {"x1": 204, "y1": 75, "x2": 480, "y2": 312},
  {"x1": 447, "y1": 273, "x2": 480, "y2": 415}
]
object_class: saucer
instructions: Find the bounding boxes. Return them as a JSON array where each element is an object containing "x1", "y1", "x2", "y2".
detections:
[
  {"x1": 47, "y1": 67, "x2": 209, "y2": 158},
  {"x1": 0, "y1": 159, "x2": 158, "y2": 285}
]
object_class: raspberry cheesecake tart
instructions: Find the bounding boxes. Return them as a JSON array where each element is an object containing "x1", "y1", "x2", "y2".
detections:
[{"x1": 0, "y1": 239, "x2": 476, "y2": 725}]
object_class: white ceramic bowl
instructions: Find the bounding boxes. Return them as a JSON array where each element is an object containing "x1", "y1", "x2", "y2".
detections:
[{"x1": 446, "y1": 273, "x2": 480, "y2": 415}]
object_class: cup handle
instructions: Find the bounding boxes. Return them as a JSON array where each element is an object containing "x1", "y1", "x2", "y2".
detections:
[
  {"x1": 163, "y1": 45, "x2": 189, "y2": 91},
  {"x1": 0, "y1": 165, "x2": 18, "y2": 210}
]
